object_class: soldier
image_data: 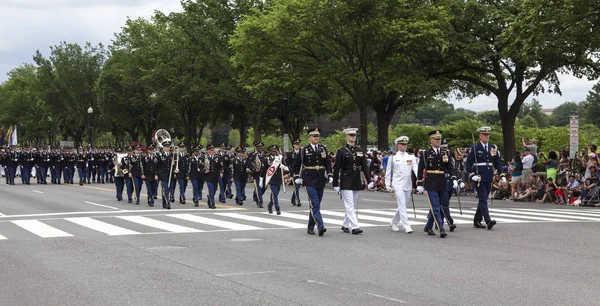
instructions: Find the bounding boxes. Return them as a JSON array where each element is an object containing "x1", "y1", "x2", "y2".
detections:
[
  {"x1": 5, "y1": 146, "x2": 18, "y2": 185},
  {"x1": 196, "y1": 144, "x2": 206, "y2": 201},
  {"x1": 217, "y1": 143, "x2": 232, "y2": 203},
  {"x1": 287, "y1": 139, "x2": 302, "y2": 206},
  {"x1": 38, "y1": 147, "x2": 51, "y2": 184},
  {"x1": 439, "y1": 138, "x2": 458, "y2": 232},
  {"x1": 385, "y1": 136, "x2": 418, "y2": 234},
  {"x1": 87, "y1": 146, "x2": 96, "y2": 184},
  {"x1": 332, "y1": 128, "x2": 371, "y2": 234},
  {"x1": 247, "y1": 142, "x2": 266, "y2": 208},
  {"x1": 204, "y1": 144, "x2": 223, "y2": 209},
  {"x1": 106, "y1": 147, "x2": 115, "y2": 183},
  {"x1": 224, "y1": 144, "x2": 235, "y2": 200},
  {"x1": 187, "y1": 146, "x2": 204, "y2": 207},
  {"x1": 111, "y1": 147, "x2": 125, "y2": 201},
  {"x1": 143, "y1": 145, "x2": 158, "y2": 206},
  {"x1": 174, "y1": 143, "x2": 189, "y2": 204},
  {"x1": 232, "y1": 147, "x2": 249, "y2": 205},
  {"x1": 466, "y1": 126, "x2": 505, "y2": 230},
  {"x1": 293, "y1": 128, "x2": 333, "y2": 236},
  {"x1": 66, "y1": 148, "x2": 76, "y2": 184},
  {"x1": 21, "y1": 146, "x2": 34, "y2": 185},
  {"x1": 125, "y1": 145, "x2": 144, "y2": 205},
  {"x1": 96, "y1": 147, "x2": 107, "y2": 184},
  {"x1": 264, "y1": 145, "x2": 287, "y2": 215},
  {"x1": 76, "y1": 146, "x2": 87, "y2": 186},
  {"x1": 121, "y1": 146, "x2": 134, "y2": 203},
  {"x1": 0, "y1": 146, "x2": 5, "y2": 183},
  {"x1": 416, "y1": 130, "x2": 455, "y2": 238},
  {"x1": 156, "y1": 141, "x2": 175, "y2": 209}
]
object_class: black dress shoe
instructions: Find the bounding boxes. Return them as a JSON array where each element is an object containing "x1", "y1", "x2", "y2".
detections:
[
  {"x1": 297, "y1": 203, "x2": 302, "y2": 207},
  {"x1": 210, "y1": 205, "x2": 216, "y2": 209},
  {"x1": 135, "y1": 201, "x2": 140, "y2": 205},
  {"x1": 424, "y1": 228, "x2": 436, "y2": 236},
  {"x1": 167, "y1": 205, "x2": 171, "y2": 210},
  {"x1": 449, "y1": 224, "x2": 456, "y2": 232},
  {"x1": 318, "y1": 228, "x2": 327, "y2": 236},
  {"x1": 351, "y1": 228, "x2": 363, "y2": 235},
  {"x1": 128, "y1": 200, "x2": 133, "y2": 204},
  {"x1": 242, "y1": 196, "x2": 246, "y2": 200},
  {"x1": 341, "y1": 226, "x2": 350, "y2": 233},
  {"x1": 153, "y1": 196, "x2": 157, "y2": 199},
  {"x1": 149, "y1": 203, "x2": 154, "y2": 207},
  {"x1": 194, "y1": 202, "x2": 199, "y2": 207},
  {"x1": 276, "y1": 210, "x2": 281, "y2": 215},
  {"x1": 268, "y1": 208, "x2": 273, "y2": 214},
  {"x1": 487, "y1": 220, "x2": 496, "y2": 230},
  {"x1": 440, "y1": 230, "x2": 447, "y2": 238},
  {"x1": 307, "y1": 229, "x2": 315, "y2": 235},
  {"x1": 473, "y1": 222, "x2": 486, "y2": 229},
  {"x1": 117, "y1": 198, "x2": 123, "y2": 201},
  {"x1": 219, "y1": 200, "x2": 226, "y2": 203}
]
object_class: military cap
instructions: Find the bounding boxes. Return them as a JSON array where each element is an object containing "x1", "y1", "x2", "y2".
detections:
[
  {"x1": 219, "y1": 143, "x2": 226, "y2": 148},
  {"x1": 441, "y1": 138, "x2": 449, "y2": 148},
  {"x1": 268, "y1": 145, "x2": 279, "y2": 151},
  {"x1": 225, "y1": 144, "x2": 232, "y2": 150},
  {"x1": 292, "y1": 139, "x2": 301, "y2": 144},
  {"x1": 162, "y1": 140, "x2": 172, "y2": 147},
  {"x1": 126, "y1": 146, "x2": 133, "y2": 152},
  {"x1": 78, "y1": 146, "x2": 83, "y2": 149},
  {"x1": 235, "y1": 147, "x2": 245, "y2": 153},
  {"x1": 133, "y1": 144, "x2": 141, "y2": 150},
  {"x1": 253, "y1": 141, "x2": 259, "y2": 147},
  {"x1": 147, "y1": 144, "x2": 155, "y2": 150},
  {"x1": 197, "y1": 144, "x2": 203, "y2": 150},
  {"x1": 192, "y1": 146, "x2": 200, "y2": 152},
  {"x1": 394, "y1": 136, "x2": 409, "y2": 145},
  {"x1": 206, "y1": 144, "x2": 216, "y2": 150},
  {"x1": 178, "y1": 142, "x2": 186, "y2": 148},
  {"x1": 342, "y1": 128, "x2": 358, "y2": 135},
  {"x1": 477, "y1": 126, "x2": 492, "y2": 134},
  {"x1": 255, "y1": 142, "x2": 264, "y2": 148},
  {"x1": 307, "y1": 128, "x2": 321, "y2": 136},
  {"x1": 428, "y1": 130, "x2": 442, "y2": 139}
]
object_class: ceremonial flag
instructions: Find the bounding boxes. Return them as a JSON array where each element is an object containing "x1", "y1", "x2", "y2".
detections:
[
  {"x1": 10, "y1": 126, "x2": 17, "y2": 147},
  {"x1": 5, "y1": 126, "x2": 13, "y2": 146}
]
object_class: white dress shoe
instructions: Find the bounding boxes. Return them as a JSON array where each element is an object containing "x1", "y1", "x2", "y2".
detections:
[
  {"x1": 390, "y1": 222, "x2": 400, "y2": 232},
  {"x1": 405, "y1": 227, "x2": 413, "y2": 234}
]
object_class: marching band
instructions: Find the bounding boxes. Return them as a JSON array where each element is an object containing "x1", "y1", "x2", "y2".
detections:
[{"x1": 0, "y1": 126, "x2": 502, "y2": 238}]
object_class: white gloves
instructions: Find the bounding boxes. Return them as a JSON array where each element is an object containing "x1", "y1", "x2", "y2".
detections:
[
  {"x1": 295, "y1": 178, "x2": 303, "y2": 185},
  {"x1": 459, "y1": 181, "x2": 465, "y2": 188},
  {"x1": 452, "y1": 180, "x2": 458, "y2": 189},
  {"x1": 472, "y1": 175, "x2": 481, "y2": 182},
  {"x1": 333, "y1": 186, "x2": 340, "y2": 193},
  {"x1": 501, "y1": 177, "x2": 507, "y2": 184},
  {"x1": 280, "y1": 165, "x2": 289, "y2": 171},
  {"x1": 259, "y1": 178, "x2": 264, "y2": 188},
  {"x1": 416, "y1": 186, "x2": 424, "y2": 193},
  {"x1": 328, "y1": 177, "x2": 333, "y2": 184}
]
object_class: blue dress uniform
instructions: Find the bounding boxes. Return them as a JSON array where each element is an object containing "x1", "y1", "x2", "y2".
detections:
[
  {"x1": 247, "y1": 142, "x2": 266, "y2": 207},
  {"x1": 125, "y1": 145, "x2": 144, "y2": 205},
  {"x1": 175, "y1": 143, "x2": 190, "y2": 204},
  {"x1": 5, "y1": 148, "x2": 19, "y2": 185},
  {"x1": 38, "y1": 149, "x2": 51, "y2": 184},
  {"x1": 286, "y1": 139, "x2": 302, "y2": 206},
  {"x1": 66, "y1": 151, "x2": 76, "y2": 184},
  {"x1": 217, "y1": 143, "x2": 232, "y2": 203},
  {"x1": 264, "y1": 145, "x2": 286, "y2": 215},
  {"x1": 187, "y1": 146, "x2": 205, "y2": 207},
  {"x1": 224, "y1": 145, "x2": 235, "y2": 199},
  {"x1": 232, "y1": 147, "x2": 249, "y2": 205},
  {"x1": 204, "y1": 144, "x2": 223, "y2": 209},
  {"x1": 143, "y1": 145, "x2": 158, "y2": 206},
  {"x1": 417, "y1": 130, "x2": 454, "y2": 238},
  {"x1": 292, "y1": 128, "x2": 333, "y2": 236},
  {"x1": 75, "y1": 148, "x2": 87, "y2": 186},
  {"x1": 156, "y1": 142, "x2": 175, "y2": 209},
  {"x1": 436, "y1": 139, "x2": 458, "y2": 231},
  {"x1": 21, "y1": 148, "x2": 34, "y2": 185},
  {"x1": 466, "y1": 126, "x2": 503, "y2": 230}
]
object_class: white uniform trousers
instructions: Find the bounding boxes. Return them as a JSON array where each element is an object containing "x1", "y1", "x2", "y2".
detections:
[
  {"x1": 341, "y1": 190, "x2": 360, "y2": 230},
  {"x1": 392, "y1": 189, "x2": 411, "y2": 229}
]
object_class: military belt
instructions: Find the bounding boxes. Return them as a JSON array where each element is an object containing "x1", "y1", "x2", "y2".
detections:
[
  {"x1": 304, "y1": 166, "x2": 324, "y2": 170},
  {"x1": 77, "y1": 160, "x2": 85, "y2": 162},
  {"x1": 427, "y1": 170, "x2": 445, "y2": 174},
  {"x1": 474, "y1": 163, "x2": 491, "y2": 166}
]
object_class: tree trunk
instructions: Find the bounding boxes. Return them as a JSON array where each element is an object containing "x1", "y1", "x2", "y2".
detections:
[
  {"x1": 253, "y1": 117, "x2": 262, "y2": 143},
  {"x1": 239, "y1": 121, "x2": 247, "y2": 148},
  {"x1": 501, "y1": 114, "x2": 516, "y2": 162},
  {"x1": 376, "y1": 110, "x2": 393, "y2": 151},
  {"x1": 358, "y1": 102, "x2": 368, "y2": 148}
]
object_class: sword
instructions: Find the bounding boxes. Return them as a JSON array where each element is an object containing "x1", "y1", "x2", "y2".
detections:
[
  {"x1": 410, "y1": 190, "x2": 417, "y2": 218},
  {"x1": 455, "y1": 188, "x2": 463, "y2": 215}
]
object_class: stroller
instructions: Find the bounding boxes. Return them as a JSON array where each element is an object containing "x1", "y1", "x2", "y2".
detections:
[{"x1": 581, "y1": 185, "x2": 600, "y2": 207}]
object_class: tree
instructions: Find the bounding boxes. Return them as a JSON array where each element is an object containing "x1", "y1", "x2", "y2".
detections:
[
  {"x1": 477, "y1": 110, "x2": 501, "y2": 125},
  {"x1": 409, "y1": 99, "x2": 456, "y2": 125},
  {"x1": 435, "y1": 0, "x2": 600, "y2": 158},
  {"x1": 34, "y1": 42, "x2": 107, "y2": 146},
  {"x1": 549, "y1": 102, "x2": 581, "y2": 127},
  {"x1": 582, "y1": 82, "x2": 600, "y2": 128},
  {"x1": 518, "y1": 100, "x2": 549, "y2": 127}
]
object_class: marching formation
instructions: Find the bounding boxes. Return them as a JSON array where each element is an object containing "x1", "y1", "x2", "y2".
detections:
[{"x1": 0, "y1": 126, "x2": 504, "y2": 239}]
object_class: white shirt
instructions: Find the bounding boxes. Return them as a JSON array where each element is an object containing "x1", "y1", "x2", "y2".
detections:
[
  {"x1": 480, "y1": 142, "x2": 489, "y2": 152},
  {"x1": 522, "y1": 154, "x2": 534, "y2": 169},
  {"x1": 385, "y1": 151, "x2": 418, "y2": 191}
]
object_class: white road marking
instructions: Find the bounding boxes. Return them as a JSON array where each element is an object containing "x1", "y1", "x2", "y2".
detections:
[
  {"x1": 216, "y1": 271, "x2": 276, "y2": 277},
  {"x1": 12, "y1": 220, "x2": 73, "y2": 238},
  {"x1": 216, "y1": 213, "x2": 306, "y2": 228},
  {"x1": 0, "y1": 234, "x2": 7, "y2": 240},
  {"x1": 117, "y1": 216, "x2": 202, "y2": 233},
  {"x1": 488, "y1": 208, "x2": 600, "y2": 221},
  {"x1": 0, "y1": 208, "x2": 242, "y2": 219},
  {"x1": 65, "y1": 217, "x2": 140, "y2": 236},
  {"x1": 32, "y1": 190, "x2": 44, "y2": 194},
  {"x1": 307, "y1": 279, "x2": 330, "y2": 286},
  {"x1": 366, "y1": 293, "x2": 407, "y2": 304},
  {"x1": 272, "y1": 211, "x2": 381, "y2": 227},
  {"x1": 83, "y1": 201, "x2": 121, "y2": 210},
  {"x1": 167, "y1": 214, "x2": 262, "y2": 231}
]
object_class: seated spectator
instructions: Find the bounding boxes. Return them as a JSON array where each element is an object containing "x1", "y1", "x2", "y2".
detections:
[
  {"x1": 516, "y1": 174, "x2": 538, "y2": 201},
  {"x1": 541, "y1": 177, "x2": 557, "y2": 203},
  {"x1": 580, "y1": 178, "x2": 596, "y2": 200},
  {"x1": 554, "y1": 173, "x2": 569, "y2": 205},
  {"x1": 566, "y1": 174, "x2": 581, "y2": 205},
  {"x1": 535, "y1": 175, "x2": 546, "y2": 203},
  {"x1": 493, "y1": 174, "x2": 510, "y2": 200}
]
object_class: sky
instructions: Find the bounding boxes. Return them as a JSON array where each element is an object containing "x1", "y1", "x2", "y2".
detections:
[{"x1": 0, "y1": 0, "x2": 597, "y2": 112}]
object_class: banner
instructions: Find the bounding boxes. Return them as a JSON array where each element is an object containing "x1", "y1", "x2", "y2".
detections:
[
  {"x1": 570, "y1": 116, "x2": 579, "y2": 159},
  {"x1": 10, "y1": 126, "x2": 17, "y2": 147},
  {"x1": 5, "y1": 126, "x2": 13, "y2": 146}
]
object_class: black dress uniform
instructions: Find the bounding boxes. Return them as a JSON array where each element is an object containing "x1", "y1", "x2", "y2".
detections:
[
  {"x1": 187, "y1": 147, "x2": 205, "y2": 207},
  {"x1": 264, "y1": 146, "x2": 285, "y2": 215},
  {"x1": 417, "y1": 130, "x2": 455, "y2": 238},
  {"x1": 156, "y1": 143, "x2": 175, "y2": 209},
  {"x1": 247, "y1": 143, "x2": 266, "y2": 207},
  {"x1": 38, "y1": 149, "x2": 51, "y2": 184},
  {"x1": 204, "y1": 145, "x2": 223, "y2": 209},
  {"x1": 232, "y1": 148, "x2": 249, "y2": 205},
  {"x1": 286, "y1": 140, "x2": 302, "y2": 206},
  {"x1": 292, "y1": 128, "x2": 333, "y2": 236},
  {"x1": 175, "y1": 143, "x2": 189, "y2": 204},
  {"x1": 76, "y1": 149, "x2": 87, "y2": 185},
  {"x1": 332, "y1": 129, "x2": 371, "y2": 234},
  {"x1": 126, "y1": 147, "x2": 144, "y2": 204},
  {"x1": 143, "y1": 146, "x2": 158, "y2": 206}
]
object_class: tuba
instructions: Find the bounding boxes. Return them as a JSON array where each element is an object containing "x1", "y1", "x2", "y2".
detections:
[
  {"x1": 252, "y1": 152, "x2": 262, "y2": 172},
  {"x1": 154, "y1": 129, "x2": 171, "y2": 150}
]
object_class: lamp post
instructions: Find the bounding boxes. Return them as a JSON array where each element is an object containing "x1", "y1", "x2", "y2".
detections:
[
  {"x1": 87, "y1": 107, "x2": 93, "y2": 148},
  {"x1": 151, "y1": 93, "x2": 158, "y2": 145},
  {"x1": 47, "y1": 116, "x2": 52, "y2": 147}
]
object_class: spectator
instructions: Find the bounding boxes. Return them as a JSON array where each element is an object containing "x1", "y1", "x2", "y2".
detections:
[
  {"x1": 523, "y1": 137, "x2": 538, "y2": 173},
  {"x1": 554, "y1": 173, "x2": 568, "y2": 205},
  {"x1": 541, "y1": 151, "x2": 559, "y2": 181},
  {"x1": 580, "y1": 178, "x2": 595, "y2": 200},
  {"x1": 522, "y1": 147, "x2": 534, "y2": 180},
  {"x1": 566, "y1": 174, "x2": 581, "y2": 205},
  {"x1": 535, "y1": 175, "x2": 547, "y2": 203},
  {"x1": 572, "y1": 151, "x2": 584, "y2": 175},
  {"x1": 493, "y1": 173, "x2": 510, "y2": 200},
  {"x1": 510, "y1": 153, "x2": 523, "y2": 200},
  {"x1": 541, "y1": 177, "x2": 557, "y2": 203},
  {"x1": 516, "y1": 174, "x2": 538, "y2": 201},
  {"x1": 381, "y1": 150, "x2": 391, "y2": 171},
  {"x1": 369, "y1": 151, "x2": 381, "y2": 175},
  {"x1": 558, "y1": 150, "x2": 570, "y2": 172}
]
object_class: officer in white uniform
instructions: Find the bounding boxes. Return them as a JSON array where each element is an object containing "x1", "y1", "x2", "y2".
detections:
[{"x1": 385, "y1": 136, "x2": 418, "y2": 234}]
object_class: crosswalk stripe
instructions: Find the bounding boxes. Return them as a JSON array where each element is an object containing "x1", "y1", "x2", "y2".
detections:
[
  {"x1": 540, "y1": 209, "x2": 600, "y2": 217},
  {"x1": 272, "y1": 212, "x2": 381, "y2": 227},
  {"x1": 0, "y1": 234, "x2": 7, "y2": 240},
  {"x1": 215, "y1": 213, "x2": 306, "y2": 228},
  {"x1": 65, "y1": 217, "x2": 140, "y2": 236},
  {"x1": 488, "y1": 208, "x2": 600, "y2": 221},
  {"x1": 167, "y1": 214, "x2": 262, "y2": 231},
  {"x1": 117, "y1": 216, "x2": 202, "y2": 233},
  {"x1": 346, "y1": 209, "x2": 427, "y2": 225},
  {"x1": 12, "y1": 220, "x2": 73, "y2": 238},
  {"x1": 320, "y1": 210, "x2": 393, "y2": 223},
  {"x1": 418, "y1": 208, "x2": 531, "y2": 223}
]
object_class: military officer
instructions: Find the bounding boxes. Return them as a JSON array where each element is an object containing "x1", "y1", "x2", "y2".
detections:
[
  {"x1": 156, "y1": 141, "x2": 175, "y2": 209},
  {"x1": 111, "y1": 147, "x2": 125, "y2": 201},
  {"x1": 175, "y1": 143, "x2": 189, "y2": 204},
  {"x1": 292, "y1": 128, "x2": 333, "y2": 236},
  {"x1": 204, "y1": 144, "x2": 223, "y2": 209},
  {"x1": 187, "y1": 146, "x2": 205, "y2": 207},
  {"x1": 466, "y1": 126, "x2": 505, "y2": 230},
  {"x1": 385, "y1": 136, "x2": 418, "y2": 234},
  {"x1": 224, "y1": 144, "x2": 235, "y2": 199},
  {"x1": 96, "y1": 147, "x2": 107, "y2": 184},
  {"x1": 87, "y1": 147, "x2": 96, "y2": 184},
  {"x1": 195, "y1": 144, "x2": 206, "y2": 201},
  {"x1": 5, "y1": 146, "x2": 18, "y2": 185},
  {"x1": 38, "y1": 147, "x2": 51, "y2": 184},
  {"x1": 21, "y1": 146, "x2": 34, "y2": 185},
  {"x1": 66, "y1": 148, "x2": 76, "y2": 184},
  {"x1": 217, "y1": 143, "x2": 232, "y2": 203},
  {"x1": 76, "y1": 146, "x2": 87, "y2": 186},
  {"x1": 264, "y1": 145, "x2": 287, "y2": 215},
  {"x1": 106, "y1": 147, "x2": 115, "y2": 183},
  {"x1": 247, "y1": 142, "x2": 266, "y2": 208},
  {"x1": 126, "y1": 145, "x2": 144, "y2": 205},
  {"x1": 439, "y1": 138, "x2": 458, "y2": 231},
  {"x1": 120, "y1": 146, "x2": 134, "y2": 203},
  {"x1": 332, "y1": 128, "x2": 371, "y2": 234},
  {"x1": 232, "y1": 147, "x2": 249, "y2": 205},
  {"x1": 287, "y1": 139, "x2": 302, "y2": 206},
  {"x1": 143, "y1": 145, "x2": 159, "y2": 205},
  {"x1": 416, "y1": 130, "x2": 455, "y2": 238}
]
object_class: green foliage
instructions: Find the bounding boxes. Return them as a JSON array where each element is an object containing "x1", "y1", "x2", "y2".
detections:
[
  {"x1": 228, "y1": 130, "x2": 240, "y2": 148},
  {"x1": 548, "y1": 102, "x2": 581, "y2": 126},
  {"x1": 477, "y1": 111, "x2": 501, "y2": 125},
  {"x1": 582, "y1": 82, "x2": 600, "y2": 127},
  {"x1": 389, "y1": 124, "x2": 430, "y2": 151}
]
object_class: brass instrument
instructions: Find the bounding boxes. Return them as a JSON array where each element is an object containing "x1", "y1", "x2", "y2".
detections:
[
  {"x1": 252, "y1": 152, "x2": 262, "y2": 172},
  {"x1": 174, "y1": 152, "x2": 180, "y2": 174},
  {"x1": 115, "y1": 153, "x2": 128, "y2": 176},
  {"x1": 204, "y1": 154, "x2": 211, "y2": 173},
  {"x1": 154, "y1": 129, "x2": 171, "y2": 150}
]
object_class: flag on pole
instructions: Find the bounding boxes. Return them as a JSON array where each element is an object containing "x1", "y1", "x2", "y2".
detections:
[
  {"x1": 10, "y1": 126, "x2": 17, "y2": 147},
  {"x1": 5, "y1": 126, "x2": 13, "y2": 147}
]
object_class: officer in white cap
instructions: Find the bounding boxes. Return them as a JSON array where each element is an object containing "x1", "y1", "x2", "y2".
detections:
[
  {"x1": 385, "y1": 136, "x2": 418, "y2": 234},
  {"x1": 332, "y1": 128, "x2": 371, "y2": 234}
]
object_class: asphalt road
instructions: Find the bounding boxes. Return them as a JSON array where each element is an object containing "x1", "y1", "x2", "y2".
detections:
[{"x1": 0, "y1": 178, "x2": 599, "y2": 306}]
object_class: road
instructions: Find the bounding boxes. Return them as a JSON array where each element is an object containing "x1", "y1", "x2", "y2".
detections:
[{"x1": 0, "y1": 179, "x2": 598, "y2": 306}]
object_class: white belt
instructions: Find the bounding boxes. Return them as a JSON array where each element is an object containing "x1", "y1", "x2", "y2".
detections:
[
  {"x1": 474, "y1": 163, "x2": 491, "y2": 166},
  {"x1": 523, "y1": 167, "x2": 532, "y2": 170}
]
